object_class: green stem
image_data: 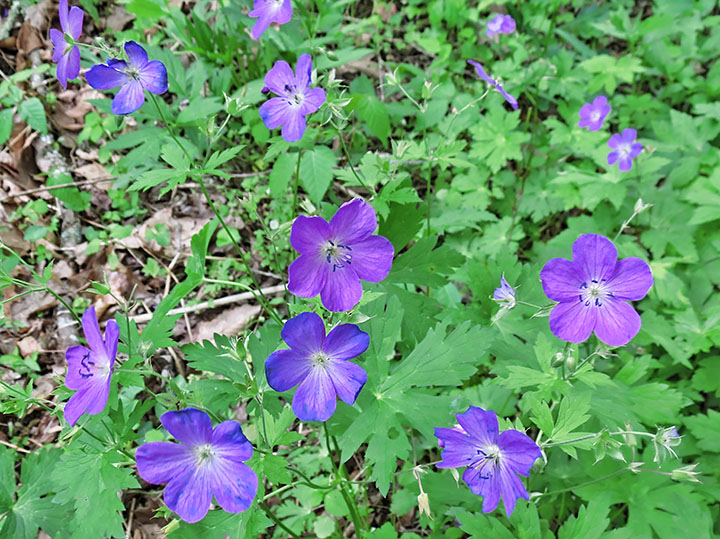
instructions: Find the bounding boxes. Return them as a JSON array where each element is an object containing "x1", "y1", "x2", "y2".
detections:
[
  {"x1": 535, "y1": 466, "x2": 634, "y2": 497},
  {"x1": 45, "y1": 287, "x2": 82, "y2": 326},
  {"x1": 336, "y1": 126, "x2": 373, "y2": 194},
  {"x1": 259, "y1": 502, "x2": 300, "y2": 538},
  {"x1": 121, "y1": 369, "x2": 175, "y2": 387},
  {"x1": 324, "y1": 424, "x2": 364, "y2": 535},
  {"x1": 148, "y1": 94, "x2": 193, "y2": 163},
  {"x1": 542, "y1": 430, "x2": 654, "y2": 448}
]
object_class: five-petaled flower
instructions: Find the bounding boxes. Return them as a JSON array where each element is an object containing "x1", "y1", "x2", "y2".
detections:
[
  {"x1": 248, "y1": 0, "x2": 292, "y2": 40},
  {"x1": 607, "y1": 128, "x2": 642, "y2": 172},
  {"x1": 259, "y1": 54, "x2": 326, "y2": 142},
  {"x1": 577, "y1": 96, "x2": 611, "y2": 131},
  {"x1": 86, "y1": 41, "x2": 168, "y2": 115},
  {"x1": 50, "y1": 0, "x2": 83, "y2": 88},
  {"x1": 468, "y1": 60, "x2": 518, "y2": 110},
  {"x1": 64, "y1": 306, "x2": 118, "y2": 426},
  {"x1": 540, "y1": 234, "x2": 653, "y2": 347},
  {"x1": 487, "y1": 14, "x2": 516, "y2": 37},
  {"x1": 435, "y1": 407, "x2": 541, "y2": 517},
  {"x1": 135, "y1": 408, "x2": 258, "y2": 524},
  {"x1": 288, "y1": 198, "x2": 394, "y2": 312},
  {"x1": 265, "y1": 312, "x2": 369, "y2": 422}
]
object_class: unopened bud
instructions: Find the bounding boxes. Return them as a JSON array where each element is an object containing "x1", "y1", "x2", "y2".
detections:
[
  {"x1": 551, "y1": 352, "x2": 565, "y2": 368},
  {"x1": 634, "y1": 198, "x2": 653, "y2": 214},
  {"x1": 385, "y1": 69, "x2": 399, "y2": 87},
  {"x1": 671, "y1": 463, "x2": 701, "y2": 483}
]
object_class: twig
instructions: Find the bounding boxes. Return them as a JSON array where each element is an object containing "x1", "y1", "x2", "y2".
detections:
[
  {"x1": 0, "y1": 177, "x2": 115, "y2": 203},
  {"x1": 0, "y1": 439, "x2": 31, "y2": 454}
]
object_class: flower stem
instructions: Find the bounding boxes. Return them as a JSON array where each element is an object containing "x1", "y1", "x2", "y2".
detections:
[
  {"x1": 259, "y1": 502, "x2": 300, "y2": 538},
  {"x1": 148, "y1": 93, "x2": 193, "y2": 163},
  {"x1": 534, "y1": 465, "x2": 635, "y2": 497},
  {"x1": 542, "y1": 430, "x2": 655, "y2": 448},
  {"x1": 335, "y1": 126, "x2": 373, "y2": 194},
  {"x1": 323, "y1": 423, "x2": 364, "y2": 534}
]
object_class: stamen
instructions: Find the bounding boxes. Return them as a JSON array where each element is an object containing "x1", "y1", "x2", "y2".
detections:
[{"x1": 79, "y1": 352, "x2": 95, "y2": 379}]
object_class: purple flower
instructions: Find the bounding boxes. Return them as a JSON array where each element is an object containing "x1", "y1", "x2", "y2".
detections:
[
  {"x1": 265, "y1": 312, "x2": 369, "y2": 422},
  {"x1": 607, "y1": 128, "x2": 642, "y2": 172},
  {"x1": 287, "y1": 199, "x2": 394, "y2": 312},
  {"x1": 248, "y1": 0, "x2": 292, "y2": 40},
  {"x1": 468, "y1": 60, "x2": 518, "y2": 110},
  {"x1": 435, "y1": 407, "x2": 541, "y2": 517},
  {"x1": 64, "y1": 306, "x2": 118, "y2": 426},
  {"x1": 259, "y1": 54, "x2": 326, "y2": 143},
  {"x1": 577, "y1": 96, "x2": 611, "y2": 131},
  {"x1": 86, "y1": 41, "x2": 168, "y2": 115},
  {"x1": 135, "y1": 408, "x2": 258, "y2": 523},
  {"x1": 486, "y1": 14, "x2": 516, "y2": 37},
  {"x1": 49, "y1": 0, "x2": 83, "y2": 88},
  {"x1": 540, "y1": 234, "x2": 653, "y2": 347},
  {"x1": 493, "y1": 274, "x2": 516, "y2": 309}
]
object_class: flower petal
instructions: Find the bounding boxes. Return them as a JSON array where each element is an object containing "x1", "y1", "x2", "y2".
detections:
[
  {"x1": 294, "y1": 53, "x2": 312, "y2": 93},
  {"x1": 607, "y1": 151, "x2": 619, "y2": 165},
  {"x1": 104, "y1": 320, "x2": 119, "y2": 365},
  {"x1": 56, "y1": 51, "x2": 70, "y2": 89},
  {"x1": 277, "y1": 0, "x2": 292, "y2": 23},
  {"x1": 498, "y1": 465, "x2": 530, "y2": 517},
  {"x1": 211, "y1": 421, "x2": 253, "y2": 462},
  {"x1": 81, "y1": 307, "x2": 106, "y2": 359},
  {"x1": 67, "y1": 5, "x2": 84, "y2": 39},
  {"x1": 250, "y1": 14, "x2": 273, "y2": 40},
  {"x1": 124, "y1": 40, "x2": 149, "y2": 69},
  {"x1": 292, "y1": 367, "x2": 337, "y2": 421},
  {"x1": 50, "y1": 29, "x2": 66, "y2": 62},
  {"x1": 265, "y1": 349, "x2": 312, "y2": 392},
  {"x1": 58, "y1": 0, "x2": 69, "y2": 33},
  {"x1": 164, "y1": 466, "x2": 211, "y2": 523},
  {"x1": 65, "y1": 46, "x2": 81, "y2": 83},
  {"x1": 540, "y1": 257, "x2": 583, "y2": 302},
  {"x1": 629, "y1": 142, "x2": 643, "y2": 158},
  {"x1": 135, "y1": 441, "x2": 194, "y2": 484},
  {"x1": 607, "y1": 134, "x2": 622, "y2": 150},
  {"x1": 140, "y1": 60, "x2": 168, "y2": 94},
  {"x1": 323, "y1": 323, "x2": 369, "y2": 360},
  {"x1": 621, "y1": 128, "x2": 637, "y2": 143},
  {"x1": 593, "y1": 298, "x2": 641, "y2": 347},
  {"x1": 607, "y1": 258, "x2": 653, "y2": 300},
  {"x1": 290, "y1": 215, "x2": 330, "y2": 254},
  {"x1": 326, "y1": 359, "x2": 367, "y2": 405},
  {"x1": 320, "y1": 266, "x2": 362, "y2": 312},
  {"x1": 455, "y1": 407, "x2": 499, "y2": 447},
  {"x1": 618, "y1": 156, "x2": 633, "y2": 172},
  {"x1": 65, "y1": 345, "x2": 92, "y2": 390},
  {"x1": 548, "y1": 300, "x2": 596, "y2": 343},
  {"x1": 161, "y1": 408, "x2": 213, "y2": 446},
  {"x1": 86, "y1": 63, "x2": 128, "y2": 90},
  {"x1": 259, "y1": 97, "x2": 291, "y2": 130},
  {"x1": 300, "y1": 87, "x2": 326, "y2": 116},
  {"x1": 462, "y1": 466, "x2": 501, "y2": 514},
  {"x1": 281, "y1": 311, "x2": 325, "y2": 355},
  {"x1": 434, "y1": 427, "x2": 477, "y2": 468},
  {"x1": 593, "y1": 95, "x2": 608, "y2": 108},
  {"x1": 263, "y1": 60, "x2": 294, "y2": 96},
  {"x1": 572, "y1": 234, "x2": 618, "y2": 282},
  {"x1": 281, "y1": 108, "x2": 307, "y2": 142},
  {"x1": 208, "y1": 459, "x2": 258, "y2": 513},
  {"x1": 329, "y1": 199, "x2": 378, "y2": 245},
  {"x1": 347, "y1": 235, "x2": 394, "y2": 282},
  {"x1": 112, "y1": 80, "x2": 145, "y2": 115},
  {"x1": 288, "y1": 253, "x2": 327, "y2": 300},
  {"x1": 64, "y1": 379, "x2": 110, "y2": 426},
  {"x1": 497, "y1": 430, "x2": 541, "y2": 476}
]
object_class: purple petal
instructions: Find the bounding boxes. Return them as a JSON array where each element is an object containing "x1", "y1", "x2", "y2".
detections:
[
  {"x1": 578, "y1": 103, "x2": 592, "y2": 121},
  {"x1": 140, "y1": 60, "x2": 168, "y2": 94},
  {"x1": 326, "y1": 360, "x2": 367, "y2": 405},
  {"x1": 56, "y1": 51, "x2": 70, "y2": 89},
  {"x1": 67, "y1": 5, "x2": 83, "y2": 39},
  {"x1": 607, "y1": 258, "x2": 653, "y2": 300},
  {"x1": 621, "y1": 128, "x2": 637, "y2": 144},
  {"x1": 499, "y1": 465, "x2": 529, "y2": 517},
  {"x1": 211, "y1": 421, "x2": 253, "y2": 462},
  {"x1": 455, "y1": 407, "x2": 498, "y2": 447},
  {"x1": 548, "y1": 300, "x2": 596, "y2": 343},
  {"x1": 292, "y1": 367, "x2": 337, "y2": 421},
  {"x1": 259, "y1": 97, "x2": 291, "y2": 130},
  {"x1": 290, "y1": 215, "x2": 330, "y2": 254},
  {"x1": 500, "y1": 15, "x2": 516, "y2": 33},
  {"x1": 593, "y1": 298, "x2": 641, "y2": 347},
  {"x1": 161, "y1": 408, "x2": 212, "y2": 446},
  {"x1": 330, "y1": 199, "x2": 378, "y2": 245},
  {"x1": 486, "y1": 14, "x2": 503, "y2": 36},
  {"x1": 629, "y1": 142, "x2": 643, "y2": 158},
  {"x1": 618, "y1": 156, "x2": 633, "y2": 172},
  {"x1": 65, "y1": 345, "x2": 92, "y2": 390},
  {"x1": 50, "y1": 28, "x2": 66, "y2": 62},
  {"x1": 112, "y1": 80, "x2": 145, "y2": 115},
  {"x1": 607, "y1": 134, "x2": 622, "y2": 150},
  {"x1": 593, "y1": 95, "x2": 608, "y2": 108},
  {"x1": 135, "y1": 441, "x2": 194, "y2": 484},
  {"x1": 322, "y1": 323, "x2": 369, "y2": 360},
  {"x1": 207, "y1": 459, "x2": 258, "y2": 513},
  {"x1": 164, "y1": 466, "x2": 211, "y2": 523},
  {"x1": 281, "y1": 108, "x2": 307, "y2": 143},
  {"x1": 81, "y1": 307, "x2": 105, "y2": 357},
  {"x1": 277, "y1": 0, "x2": 292, "y2": 23},
  {"x1": 58, "y1": 0, "x2": 69, "y2": 33},
  {"x1": 294, "y1": 53, "x2": 312, "y2": 93},
  {"x1": 281, "y1": 311, "x2": 325, "y2": 355},
  {"x1": 540, "y1": 257, "x2": 582, "y2": 302},
  {"x1": 497, "y1": 430, "x2": 541, "y2": 476},
  {"x1": 288, "y1": 253, "x2": 327, "y2": 299},
  {"x1": 572, "y1": 234, "x2": 618, "y2": 281},
  {"x1": 104, "y1": 319, "x2": 119, "y2": 364},
  {"x1": 250, "y1": 14, "x2": 273, "y2": 40},
  {"x1": 86, "y1": 63, "x2": 128, "y2": 90},
  {"x1": 124, "y1": 40, "x2": 149, "y2": 69},
  {"x1": 463, "y1": 466, "x2": 501, "y2": 513},
  {"x1": 263, "y1": 60, "x2": 294, "y2": 96},
  {"x1": 468, "y1": 60, "x2": 495, "y2": 86},
  {"x1": 265, "y1": 349, "x2": 312, "y2": 392},
  {"x1": 64, "y1": 46, "x2": 80, "y2": 83},
  {"x1": 435, "y1": 427, "x2": 477, "y2": 468},
  {"x1": 348, "y1": 235, "x2": 395, "y2": 282},
  {"x1": 607, "y1": 151, "x2": 619, "y2": 166},
  {"x1": 300, "y1": 87, "x2": 326, "y2": 116},
  {"x1": 320, "y1": 266, "x2": 362, "y2": 312},
  {"x1": 497, "y1": 85, "x2": 518, "y2": 110},
  {"x1": 64, "y1": 378, "x2": 110, "y2": 426}
]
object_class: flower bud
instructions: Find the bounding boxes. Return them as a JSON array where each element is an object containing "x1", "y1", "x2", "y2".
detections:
[
  {"x1": 417, "y1": 492, "x2": 432, "y2": 519},
  {"x1": 671, "y1": 463, "x2": 701, "y2": 483}
]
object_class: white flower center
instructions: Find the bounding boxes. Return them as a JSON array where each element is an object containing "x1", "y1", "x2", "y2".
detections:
[
  {"x1": 194, "y1": 444, "x2": 216, "y2": 466},
  {"x1": 617, "y1": 143, "x2": 632, "y2": 159},
  {"x1": 324, "y1": 240, "x2": 352, "y2": 272},
  {"x1": 470, "y1": 443, "x2": 501, "y2": 479},
  {"x1": 578, "y1": 278, "x2": 613, "y2": 307},
  {"x1": 311, "y1": 352, "x2": 331, "y2": 368}
]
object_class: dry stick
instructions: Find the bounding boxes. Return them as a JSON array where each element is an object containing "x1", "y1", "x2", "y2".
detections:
[
  {"x1": 129, "y1": 284, "x2": 286, "y2": 324},
  {"x1": 0, "y1": 177, "x2": 115, "y2": 203}
]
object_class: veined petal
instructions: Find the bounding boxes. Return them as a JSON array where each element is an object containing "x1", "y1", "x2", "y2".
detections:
[
  {"x1": 607, "y1": 134, "x2": 622, "y2": 150},
  {"x1": 434, "y1": 427, "x2": 477, "y2": 468},
  {"x1": 208, "y1": 459, "x2": 258, "y2": 513},
  {"x1": 320, "y1": 266, "x2": 362, "y2": 312},
  {"x1": 64, "y1": 379, "x2": 110, "y2": 426},
  {"x1": 112, "y1": 80, "x2": 145, "y2": 115},
  {"x1": 259, "y1": 97, "x2": 292, "y2": 130},
  {"x1": 300, "y1": 87, "x2": 326, "y2": 116},
  {"x1": 463, "y1": 466, "x2": 501, "y2": 514},
  {"x1": 347, "y1": 235, "x2": 394, "y2": 283},
  {"x1": 250, "y1": 14, "x2": 273, "y2": 40},
  {"x1": 294, "y1": 53, "x2": 312, "y2": 93},
  {"x1": 288, "y1": 253, "x2": 327, "y2": 299},
  {"x1": 50, "y1": 29, "x2": 66, "y2": 62},
  {"x1": 164, "y1": 466, "x2": 211, "y2": 523},
  {"x1": 276, "y1": 0, "x2": 292, "y2": 23},
  {"x1": 65, "y1": 345, "x2": 92, "y2": 390},
  {"x1": 124, "y1": 40, "x2": 149, "y2": 69},
  {"x1": 629, "y1": 142, "x2": 643, "y2": 158},
  {"x1": 607, "y1": 257, "x2": 653, "y2": 300},
  {"x1": 135, "y1": 441, "x2": 194, "y2": 484},
  {"x1": 86, "y1": 63, "x2": 128, "y2": 90},
  {"x1": 572, "y1": 234, "x2": 618, "y2": 281},
  {"x1": 329, "y1": 199, "x2": 378, "y2": 245},
  {"x1": 323, "y1": 323, "x2": 369, "y2": 360},
  {"x1": 58, "y1": 0, "x2": 69, "y2": 33},
  {"x1": 621, "y1": 128, "x2": 637, "y2": 144},
  {"x1": 140, "y1": 60, "x2": 168, "y2": 94},
  {"x1": 540, "y1": 257, "x2": 583, "y2": 302},
  {"x1": 281, "y1": 311, "x2": 325, "y2": 355},
  {"x1": 104, "y1": 320, "x2": 119, "y2": 365},
  {"x1": 290, "y1": 215, "x2": 330, "y2": 254},
  {"x1": 593, "y1": 298, "x2": 641, "y2": 347},
  {"x1": 265, "y1": 349, "x2": 312, "y2": 392},
  {"x1": 81, "y1": 307, "x2": 106, "y2": 359},
  {"x1": 263, "y1": 60, "x2": 294, "y2": 96},
  {"x1": 326, "y1": 359, "x2": 367, "y2": 405},
  {"x1": 162, "y1": 408, "x2": 213, "y2": 446},
  {"x1": 455, "y1": 407, "x2": 499, "y2": 447},
  {"x1": 497, "y1": 430, "x2": 541, "y2": 476},
  {"x1": 292, "y1": 367, "x2": 337, "y2": 422},
  {"x1": 211, "y1": 421, "x2": 253, "y2": 462},
  {"x1": 548, "y1": 300, "x2": 596, "y2": 343},
  {"x1": 281, "y1": 108, "x2": 307, "y2": 142},
  {"x1": 67, "y1": 5, "x2": 84, "y2": 39},
  {"x1": 498, "y1": 465, "x2": 529, "y2": 517},
  {"x1": 64, "y1": 46, "x2": 81, "y2": 83},
  {"x1": 56, "y1": 52, "x2": 70, "y2": 89}
]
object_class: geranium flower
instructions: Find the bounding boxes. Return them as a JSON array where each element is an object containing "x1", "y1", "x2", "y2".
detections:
[
  {"x1": 86, "y1": 41, "x2": 168, "y2": 115},
  {"x1": 577, "y1": 95, "x2": 611, "y2": 131},
  {"x1": 64, "y1": 306, "x2": 118, "y2": 426},
  {"x1": 540, "y1": 234, "x2": 653, "y2": 347},
  {"x1": 493, "y1": 274, "x2": 516, "y2": 309},
  {"x1": 259, "y1": 54, "x2": 326, "y2": 143},
  {"x1": 265, "y1": 312, "x2": 368, "y2": 421},
  {"x1": 468, "y1": 60, "x2": 518, "y2": 110},
  {"x1": 607, "y1": 128, "x2": 642, "y2": 172},
  {"x1": 248, "y1": 0, "x2": 292, "y2": 40},
  {"x1": 50, "y1": 0, "x2": 83, "y2": 88},
  {"x1": 487, "y1": 14, "x2": 516, "y2": 37},
  {"x1": 135, "y1": 408, "x2": 258, "y2": 523},
  {"x1": 287, "y1": 199, "x2": 394, "y2": 312},
  {"x1": 435, "y1": 407, "x2": 541, "y2": 517}
]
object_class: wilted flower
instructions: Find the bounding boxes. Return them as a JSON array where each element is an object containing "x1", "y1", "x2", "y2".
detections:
[
  {"x1": 259, "y1": 54, "x2": 326, "y2": 142},
  {"x1": 435, "y1": 407, "x2": 541, "y2": 517},
  {"x1": 607, "y1": 128, "x2": 642, "y2": 172},
  {"x1": 86, "y1": 41, "x2": 168, "y2": 115},
  {"x1": 486, "y1": 14, "x2": 516, "y2": 37},
  {"x1": 248, "y1": 0, "x2": 292, "y2": 40},
  {"x1": 577, "y1": 96, "x2": 611, "y2": 131},
  {"x1": 493, "y1": 274, "x2": 516, "y2": 309},
  {"x1": 265, "y1": 312, "x2": 368, "y2": 421},
  {"x1": 468, "y1": 60, "x2": 518, "y2": 110},
  {"x1": 50, "y1": 0, "x2": 83, "y2": 88},
  {"x1": 653, "y1": 426, "x2": 681, "y2": 464},
  {"x1": 135, "y1": 408, "x2": 258, "y2": 523},
  {"x1": 64, "y1": 306, "x2": 118, "y2": 426},
  {"x1": 288, "y1": 199, "x2": 394, "y2": 312},
  {"x1": 540, "y1": 234, "x2": 653, "y2": 347}
]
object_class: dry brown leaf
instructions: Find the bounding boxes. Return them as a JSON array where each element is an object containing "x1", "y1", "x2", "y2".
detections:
[
  {"x1": 17, "y1": 335, "x2": 41, "y2": 357},
  {"x1": 194, "y1": 304, "x2": 261, "y2": 342}
]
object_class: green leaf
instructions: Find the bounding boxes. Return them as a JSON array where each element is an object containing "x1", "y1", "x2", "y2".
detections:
[
  {"x1": 684, "y1": 410, "x2": 720, "y2": 452},
  {"x1": 551, "y1": 394, "x2": 591, "y2": 441},
  {"x1": 300, "y1": 147, "x2": 336, "y2": 204},
  {"x1": 204, "y1": 146, "x2": 244, "y2": 170},
  {"x1": 181, "y1": 334, "x2": 247, "y2": 381},
  {"x1": 177, "y1": 96, "x2": 223, "y2": 125},
  {"x1": 47, "y1": 173, "x2": 91, "y2": 211},
  {"x1": 17, "y1": 98, "x2": 47, "y2": 134},
  {"x1": 0, "y1": 108, "x2": 13, "y2": 146},
  {"x1": 269, "y1": 152, "x2": 296, "y2": 198},
  {"x1": 385, "y1": 236, "x2": 465, "y2": 287},
  {"x1": 356, "y1": 94, "x2": 390, "y2": 145},
  {"x1": 125, "y1": 0, "x2": 165, "y2": 18},
  {"x1": 558, "y1": 498, "x2": 611, "y2": 539}
]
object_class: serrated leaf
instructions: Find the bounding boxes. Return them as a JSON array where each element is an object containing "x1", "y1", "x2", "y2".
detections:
[
  {"x1": 181, "y1": 334, "x2": 247, "y2": 381},
  {"x1": 17, "y1": 98, "x2": 47, "y2": 134},
  {"x1": 204, "y1": 146, "x2": 244, "y2": 170},
  {"x1": 300, "y1": 147, "x2": 336, "y2": 204},
  {"x1": 551, "y1": 394, "x2": 591, "y2": 441},
  {"x1": 385, "y1": 235, "x2": 465, "y2": 287}
]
